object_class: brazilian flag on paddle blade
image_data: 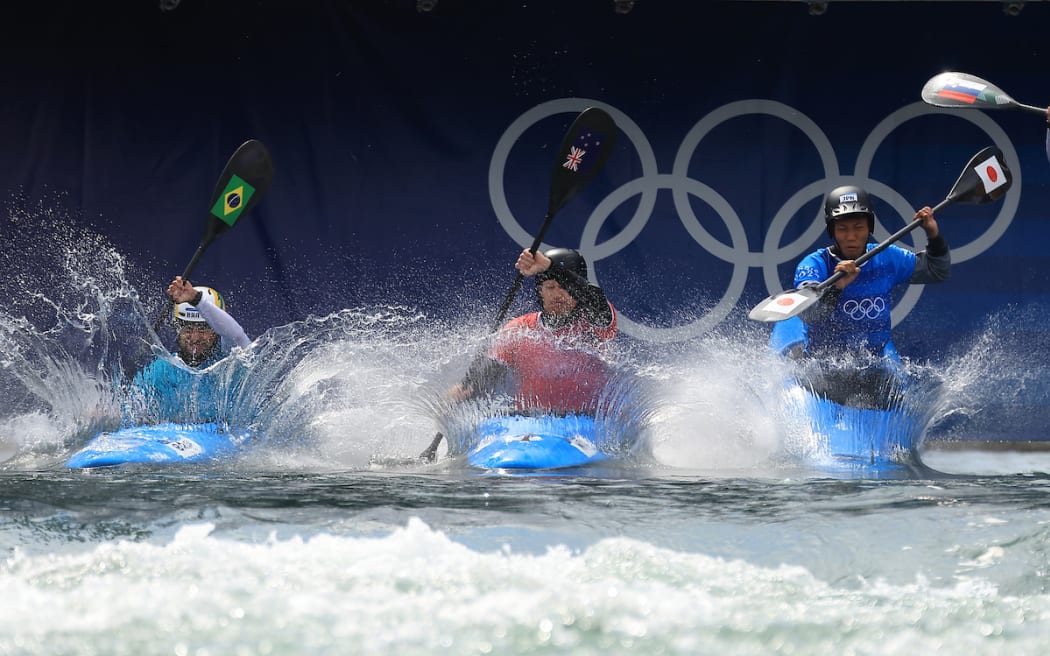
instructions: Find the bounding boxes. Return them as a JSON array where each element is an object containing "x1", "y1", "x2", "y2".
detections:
[{"x1": 210, "y1": 174, "x2": 256, "y2": 227}]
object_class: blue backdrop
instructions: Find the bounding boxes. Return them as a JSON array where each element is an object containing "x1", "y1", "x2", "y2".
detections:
[{"x1": 3, "y1": 0, "x2": 1048, "y2": 354}]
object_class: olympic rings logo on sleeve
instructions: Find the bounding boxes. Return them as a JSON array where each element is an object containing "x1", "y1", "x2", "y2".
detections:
[{"x1": 489, "y1": 99, "x2": 1022, "y2": 344}]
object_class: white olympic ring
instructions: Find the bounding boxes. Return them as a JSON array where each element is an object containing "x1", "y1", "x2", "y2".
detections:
[
  {"x1": 489, "y1": 98, "x2": 1022, "y2": 343},
  {"x1": 842, "y1": 297, "x2": 887, "y2": 321}
]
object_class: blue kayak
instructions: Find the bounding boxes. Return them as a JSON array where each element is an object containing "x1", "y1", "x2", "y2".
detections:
[
  {"x1": 780, "y1": 381, "x2": 931, "y2": 477},
  {"x1": 771, "y1": 317, "x2": 939, "y2": 477},
  {"x1": 468, "y1": 414, "x2": 608, "y2": 470},
  {"x1": 66, "y1": 423, "x2": 251, "y2": 468}
]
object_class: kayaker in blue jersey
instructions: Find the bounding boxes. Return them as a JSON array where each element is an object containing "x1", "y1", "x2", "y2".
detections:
[
  {"x1": 794, "y1": 185, "x2": 947, "y2": 356},
  {"x1": 126, "y1": 276, "x2": 251, "y2": 422},
  {"x1": 790, "y1": 185, "x2": 948, "y2": 406}
]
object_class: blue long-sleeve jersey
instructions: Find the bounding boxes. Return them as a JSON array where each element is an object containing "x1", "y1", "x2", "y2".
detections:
[{"x1": 793, "y1": 238, "x2": 950, "y2": 356}]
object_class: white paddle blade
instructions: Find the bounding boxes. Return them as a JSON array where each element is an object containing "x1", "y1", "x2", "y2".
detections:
[
  {"x1": 921, "y1": 72, "x2": 1015, "y2": 109},
  {"x1": 748, "y1": 286, "x2": 821, "y2": 323}
]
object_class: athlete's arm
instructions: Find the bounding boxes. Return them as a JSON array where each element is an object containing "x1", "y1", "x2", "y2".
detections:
[
  {"x1": 797, "y1": 282, "x2": 840, "y2": 324},
  {"x1": 910, "y1": 235, "x2": 950, "y2": 284},
  {"x1": 455, "y1": 353, "x2": 511, "y2": 399},
  {"x1": 794, "y1": 253, "x2": 838, "y2": 325},
  {"x1": 196, "y1": 295, "x2": 251, "y2": 349}
]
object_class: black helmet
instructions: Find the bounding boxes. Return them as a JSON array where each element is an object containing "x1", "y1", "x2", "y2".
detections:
[
  {"x1": 823, "y1": 185, "x2": 875, "y2": 237},
  {"x1": 540, "y1": 247, "x2": 587, "y2": 279},
  {"x1": 535, "y1": 248, "x2": 588, "y2": 309}
]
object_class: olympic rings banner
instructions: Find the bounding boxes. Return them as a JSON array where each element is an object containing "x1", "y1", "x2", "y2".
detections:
[{"x1": 3, "y1": 1, "x2": 1049, "y2": 360}]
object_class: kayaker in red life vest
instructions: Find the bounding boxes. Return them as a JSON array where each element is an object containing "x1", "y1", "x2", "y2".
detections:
[{"x1": 450, "y1": 247, "x2": 618, "y2": 415}]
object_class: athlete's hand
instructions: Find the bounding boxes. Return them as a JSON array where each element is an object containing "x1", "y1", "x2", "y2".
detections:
[
  {"x1": 515, "y1": 249, "x2": 552, "y2": 277},
  {"x1": 167, "y1": 276, "x2": 197, "y2": 303},
  {"x1": 447, "y1": 383, "x2": 473, "y2": 402},
  {"x1": 833, "y1": 260, "x2": 862, "y2": 289},
  {"x1": 915, "y1": 206, "x2": 938, "y2": 239}
]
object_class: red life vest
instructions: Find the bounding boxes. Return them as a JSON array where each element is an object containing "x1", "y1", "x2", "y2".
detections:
[{"x1": 488, "y1": 303, "x2": 617, "y2": 414}]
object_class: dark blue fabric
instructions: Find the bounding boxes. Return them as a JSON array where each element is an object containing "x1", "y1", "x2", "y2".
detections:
[{"x1": 3, "y1": 0, "x2": 1049, "y2": 357}]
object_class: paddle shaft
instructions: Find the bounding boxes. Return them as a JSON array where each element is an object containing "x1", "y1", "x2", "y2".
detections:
[
  {"x1": 417, "y1": 108, "x2": 617, "y2": 462},
  {"x1": 417, "y1": 210, "x2": 553, "y2": 463},
  {"x1": 151, "y1": 233, "x2": 217, "y2": 332},
  {"x1": 1012, "y1": 101, "x2": 1047, "y2": 115},
  {"x1": 490, "y1": 212, "x2": 556, "y2": 332},
  {"x1": 180, "y1": 234, "x2": 214, "y2": 281},
  {"x1": 816, "y1": 195, "x2": 956, "y2": 293}
]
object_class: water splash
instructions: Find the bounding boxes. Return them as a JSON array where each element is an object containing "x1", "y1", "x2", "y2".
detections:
[
  {"x1": 4, "y1": 192, "x2": 1045, "y2": 472},
  {"x1": 0, "y1": 193, "x2": 152, "y2": 464},
  {"x1": 641, "y1": 323, "x2": 787, "y2": 472},
  {"x1": 931, "y1": 306, "x2": 1050, "y2": 443}
]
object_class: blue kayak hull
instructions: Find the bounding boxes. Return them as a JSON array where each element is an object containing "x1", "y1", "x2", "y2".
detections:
[
  {"x1": 66, "y1": 423, "x2": 248, "y2": 468},
  {"x1": 468, "y1": 414, "x2": 608, "y2": 470},
  {"x1": 771, "y1": 318, "x2": 936, "y2": 477},
  {"x1": 783, "y1": 385, "x2": 929, "y2": 477}
]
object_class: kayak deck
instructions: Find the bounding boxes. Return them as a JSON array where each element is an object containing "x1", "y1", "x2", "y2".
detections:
[
  {"x1": 468, "y1": 414, "x2": 608, "y2": 470},
  {"x1": 66, "y1": 422, "x2": 249, "y2": 468}
]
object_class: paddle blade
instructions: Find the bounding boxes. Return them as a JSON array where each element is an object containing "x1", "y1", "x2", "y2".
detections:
[
  {"x1": 944, "y1": 146, "x2": 1012, "y2": 206},
  {"x1": 203, "y1": 139, "x2": 274, "y2": 241},
  {"x1": 921, "y1": 72, "x2": 1018, "y2": 110},
  {"x1": 547, "y1": 107, "x2": 617, "y2": 216},
  {"x1": 155, "y1": 139, "x2": 275, "y2": 331},
  {"x1": 748, "y1": 286, "x2": 822, "y2": 323}
]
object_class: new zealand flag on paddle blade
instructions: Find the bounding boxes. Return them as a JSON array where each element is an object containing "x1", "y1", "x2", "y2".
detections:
[{"x1": 561, "y1": 128, "x2": 606, "y2": 178}]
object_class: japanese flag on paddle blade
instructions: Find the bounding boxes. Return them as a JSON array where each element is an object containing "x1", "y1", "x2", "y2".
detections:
[{"x1": 975, "y1": 154, "x2": 1008, "y2": 194}]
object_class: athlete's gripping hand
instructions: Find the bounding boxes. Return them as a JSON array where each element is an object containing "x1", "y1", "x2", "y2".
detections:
[
  {"x1": 515, "y1": 249, "x2": 552, "y2": 277},
  {"x1": 167, "y1": 277, "x2": 198, "y2": 304}
]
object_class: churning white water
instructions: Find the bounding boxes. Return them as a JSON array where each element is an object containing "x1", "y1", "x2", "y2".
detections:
[{"x1": 4, "y1": 202, "x2": 1050, "y2": 655}]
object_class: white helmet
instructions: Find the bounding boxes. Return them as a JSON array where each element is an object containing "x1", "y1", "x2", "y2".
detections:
[{"x1": 174, "y1": 286, "x2": 226, "y2": 323}]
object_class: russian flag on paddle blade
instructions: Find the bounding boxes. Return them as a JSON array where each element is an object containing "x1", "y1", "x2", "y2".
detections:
[{"x1": 561, "y1": 128, "x2": 606, "y2": 176}]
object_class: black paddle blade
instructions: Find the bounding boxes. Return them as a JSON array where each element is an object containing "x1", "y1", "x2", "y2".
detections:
[
  {"x1": 203, "y1": 139, "x2": 274, "y2": 241},
  {"x1": 155, "y1": 139, "x2": 275, "y2": 332},
  {"x1": 547, "y1": 107, "x2": 617, "y2": 216},
  {"x1": 945, "y1": 146, "x2": 1012, "y2": 206}
]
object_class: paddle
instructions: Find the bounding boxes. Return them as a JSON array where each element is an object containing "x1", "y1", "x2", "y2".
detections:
[
  {"x1": 748, "y1": 145, "x2": 1012, "y2": 323},
  {"x1": 921, "y1": 72, "x2": 1046, "y2": 116},
  {"x1": 151, "y1": 139, "x2": 274, "y2": 332},
  {"x1": 418, "y1": 107, "x2": 618, "y2": 463},
  {"x1": 488, "y1": 107, "x2": 618, "y2": 332}
]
